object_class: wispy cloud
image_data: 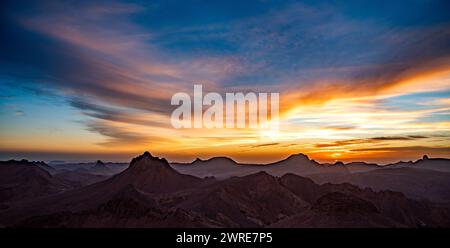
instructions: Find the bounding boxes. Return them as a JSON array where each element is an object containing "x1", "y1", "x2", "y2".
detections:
[{"x1": 315, "y1": 135, "x2": 431, "y2": 148}]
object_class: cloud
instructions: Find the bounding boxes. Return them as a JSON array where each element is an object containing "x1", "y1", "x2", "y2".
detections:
[
  {"x1": 281, "y1": 60, "x2": 450, "y2": 114},
  {"x1": 250, "y1": 142, "x2": 280, "y2": 148},
  {"x1": 315, "y1": 136, "x2": 431, "y2": 148},
  {"x1": 370, "y1": 136, "x2": 429, "y2": 141},
  {"x1": 69, "y1": 98, "x2": 168, "y2": 128},
  {"x1": 84, "y1": 120, "x2": 150, "y2": 146},
  {"x1": 350, "y1": 146, "x2": 450, "y2": 153}
]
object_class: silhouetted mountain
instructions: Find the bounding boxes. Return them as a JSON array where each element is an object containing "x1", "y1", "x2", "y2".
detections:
[
  {"x1": 172, "y1": 153, "x2": 349, "y2": 178},
  {"x1": 266, "y1": 153, "x2": 349, "y2": 176},
  {"x1": 111, "y1": 151, "x2": 202, "y2": 193},
  {"x1": 172, "y1": 154, "x2": 450, "y2": 178},
  {"x1": 89, "y1": 160, "x2": 113, "y2": 175},
  {"x1": 172, "y1": 156, "x2": 247, "y2": 179},
  {"x1": 1, "y1": 152, "x2": 450, "y2": 228},
  {"x1": 397, "y1": 156, "x2": 450, "y2": 173},
  {"x1": 0, "y1": 152, "x2": 207, "y2": 226}
]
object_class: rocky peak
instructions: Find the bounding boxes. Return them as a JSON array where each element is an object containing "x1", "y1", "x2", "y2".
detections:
[{"x1": 128, "y1": 151, "x2": 172, "y2": 172}]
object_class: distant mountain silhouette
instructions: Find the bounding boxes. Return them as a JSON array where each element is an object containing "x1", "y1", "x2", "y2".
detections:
[
  {"x1": 172, "y1": 154, "x2": 450, "y2": 203},
  {"x1": 172, "y1": 153, "x2": 352, "y2": 179},
  {"x1": 172, "y1": 153, "x2": 450, "y2": 175}
]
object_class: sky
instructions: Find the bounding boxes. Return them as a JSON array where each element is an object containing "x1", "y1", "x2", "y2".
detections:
[{"x1": 0, "y1": 0, "x2": 450, "y2": 163}]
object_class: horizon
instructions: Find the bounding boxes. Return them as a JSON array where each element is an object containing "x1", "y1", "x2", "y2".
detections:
[
  {"x1": 1, "y1": 0, "x2": 450, "y2": 163},
  {"x1": 0, "y1": 150, "x2": 441, "y2": 165}
]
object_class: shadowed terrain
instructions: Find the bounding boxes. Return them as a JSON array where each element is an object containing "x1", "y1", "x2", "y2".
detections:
[{"x1": 0, "y1": 152, "x2": 449, "y2": 227}]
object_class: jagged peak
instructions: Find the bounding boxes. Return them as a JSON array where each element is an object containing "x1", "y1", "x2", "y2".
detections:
[
  {"x1": 128, "y1": 151, "x2": 171, "y2": 169},
  {"x1": 131, "y1": 151, "x2": 154, "y2": 163}
]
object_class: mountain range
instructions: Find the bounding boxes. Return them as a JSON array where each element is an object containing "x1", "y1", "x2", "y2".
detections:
[
  {"x1": 0, "y1": 152, "x2": 449, "y2": 227},
  {"x1": 172, "y1": 154, "x2": 450, "y2": 203}
]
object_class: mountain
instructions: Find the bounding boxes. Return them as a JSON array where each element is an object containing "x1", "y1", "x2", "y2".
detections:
[
  {"x1": 171, "y1": 153, "x2": 350, "y2": 179},
  {"x1": 264, "y1": 154, "x2": 349, "y2": 176},
  {"x1": 389, "y1": 156, "x2": 450, "y2": 173},
  {"x1": 278, "y1": 173, "x2": 448, "y2": 227},
  {"x1": 109, "y1": 151, "x2": 202, "y2": 193},
  {"x1": 49, "y1": 161, "x2": 128, "y2": 176},
  {"x1": 32, "y1": 160, "x2": 125, "y2": 188},
  {"x1": 172, "y1": 154, "x2": 450, "y2": 179},
  {"x1": 0, "y1": 160, "x2": 74, "y2": 203},
  {"x1": 309, "y1": 167, "x2": 450, "y2": 203},
  {"x1": 175, "y1": 172, "x2": 310, "y2": 227},
  {"x1": 171, "y1": 154, "x2": 450, "y2": 203},
  {"x1": 0, "y1": 152, "x2": 204, "y2": 226},
  {"x1": 89, "y1": 160, "x2": 113, "y2": 175},
  {"x1": 1, "y1": 152, "x2": 449, "y2": 228},
  {"x1": 172, "y1": 156, "x2": 256, "y2": 179}
]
